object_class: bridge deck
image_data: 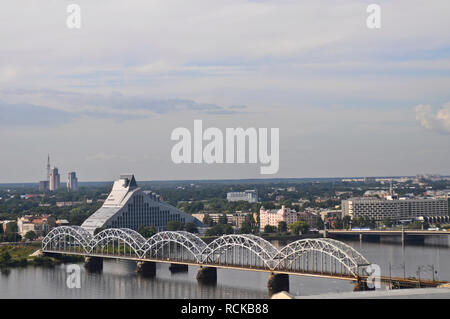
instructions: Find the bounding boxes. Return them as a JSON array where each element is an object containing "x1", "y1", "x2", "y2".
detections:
[
  {"x1": 328, "y1": 230, "x2": 450, "y2": 236},
  {"x1": 43, "y1": 249, "x2": 359, "y2": 281},
  {"x1": 43, "y1": 249, "x2": 449, "y2": 287}
]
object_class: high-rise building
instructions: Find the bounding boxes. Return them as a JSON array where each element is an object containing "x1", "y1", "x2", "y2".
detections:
[
  {"x1": 81, "y1": 174, "x2": 203, "y2": 234},
  {"x1": 47, "y1": 154, "x2": 51, "y2": 182},
  {"x1": 39, "y1": 181, "x2": 49, "y2": 192},
  {"x1": 67, "y1": 172, "x2": 78, "y2": 191},
  {"x1": 49, "y1": 167, "x2": 60, "y2": 191}
]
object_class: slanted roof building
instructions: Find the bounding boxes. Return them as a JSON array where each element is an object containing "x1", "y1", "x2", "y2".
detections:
[{"x1": 81, "y1": 174, "x2": 202, "y2": 234}]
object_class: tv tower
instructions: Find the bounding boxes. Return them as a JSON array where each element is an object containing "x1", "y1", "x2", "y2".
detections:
[{"x1": 47, "y1": 154, "x2": 51, "y2": 182}]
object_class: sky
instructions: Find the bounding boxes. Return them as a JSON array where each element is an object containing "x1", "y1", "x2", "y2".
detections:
[{"x1": 0, "y1": 0, "x2": 449, "y2": 183}]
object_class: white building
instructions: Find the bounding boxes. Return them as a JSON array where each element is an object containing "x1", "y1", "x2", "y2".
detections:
[
  {"x1": 17, "y1": 215, "x2": 56, "y2": 237},
  {"x1": 342, "y1": 197, "x2": 448, "y2": 221},
  {"x1": 227, "y1": 190, "x2": 258, "y2": 203},
  {"x1": 81, "y1": 174, "x2": 202, "y2": 234}
]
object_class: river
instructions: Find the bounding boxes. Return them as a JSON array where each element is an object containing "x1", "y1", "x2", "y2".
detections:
[{"x1": 0, "y1": 239, "x2": 448, "y2": 298}]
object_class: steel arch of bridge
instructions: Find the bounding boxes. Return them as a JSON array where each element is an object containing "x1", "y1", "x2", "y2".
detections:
[
  {"x1": 202, "y1": 234, "x2": 279, "y2": 269},
  {"x1": 42, "y1": 226, "x2": 93, "y2": 253},
  {"x1": 90, "y1": 228, "x2": 147, "y2": 257},
  {"x1": 273, "y1": 238, "x2": 370, "y2": 277},
  {"x1": 142, "y1": 231, "x2": 208, "y2": 262},
  {"x1": 42, "y1": 226, "x2": 370, "y2": 277}
]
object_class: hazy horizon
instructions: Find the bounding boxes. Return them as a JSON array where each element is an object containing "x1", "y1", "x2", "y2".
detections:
[{"x1": 1, "y1": 173, "x2": 449, "y2": 186}]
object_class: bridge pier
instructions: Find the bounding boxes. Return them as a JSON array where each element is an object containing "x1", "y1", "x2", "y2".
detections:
[
  {"x1": 353, "y1": 278, "x2": 375, "y2": 292},
  {"x1": 136, "y1": 261, "x2": 156, "y2": 277},
  {"x1": 169, "y1": 263, "x2": 188, "y2": 273},
  {"x1": 196, "y1": 267, "x2": 217, "y2": 285},
  {"x1": 84, "y1": 257, "x2": 103, "y2": 272},
  {"x1": 267, "y1": 273, "x2": 289, "y2": 295}
]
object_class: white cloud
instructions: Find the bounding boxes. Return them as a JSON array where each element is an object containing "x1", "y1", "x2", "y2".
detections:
[{"x1": 416, "y1": 103, "x2": 450, "y2": 134}]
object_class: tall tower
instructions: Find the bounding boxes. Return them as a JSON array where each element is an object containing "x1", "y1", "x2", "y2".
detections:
[
  {"x1": 49, "y1": 167, "x2": 60, "y2": 191},
  {"x1": 67, "y1": 172, "x2": 78, "y2": 191},
  {"x1": 47, "y1": 154, "x2": 51, "y2": 182}
]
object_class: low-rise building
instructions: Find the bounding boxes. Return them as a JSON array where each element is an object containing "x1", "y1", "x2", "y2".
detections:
[
  {"x1": 17, "y1": 215, "x2": 56, "y2": 237},
  {"x1": 319, "y1": 210, "x2": 342, "y2": 221},
  {"x1": 259, "y1": 205, "x2": 319, "y2": 231},
  {"x1": 56, "y1": 219, "x2": 70, "y2": 226},
  {"x1": 297, "y1": 211, "x2": 321, "y2": 228},
  {"x1": 1, "y1": 220, "x2": 16, "y2": 233},
  {"x1": 259, "y1": 205, "x2": 297, "y2": 231},
  {"x1": 56, "y1": 201, "x2": 75, "y2": 207},
  {"x1": 342, "y1": 197, "x2": 448, "y2": 221},
  {"x1": 192, "y1": 211, "x2": 253, "y2": 228},
  {"x1": 39, "y1": 180, "x2": 49, "y2": 192},
  {"x1": 230, "y1": 212, "x2": 254, "y2": 228},
  {"x1": 227, "y1": 190, "x2": 258, "y2": 203}
]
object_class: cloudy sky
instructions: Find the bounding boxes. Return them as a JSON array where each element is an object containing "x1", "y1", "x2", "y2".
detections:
[{"x1": 0, "y1": 0, "x2": 449, "y2": 183}]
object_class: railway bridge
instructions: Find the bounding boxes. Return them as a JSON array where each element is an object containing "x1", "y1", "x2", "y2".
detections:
[{"x1": 41, "y1": 226, "x2": 446, "y2": 293}]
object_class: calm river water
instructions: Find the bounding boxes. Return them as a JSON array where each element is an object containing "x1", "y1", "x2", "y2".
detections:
[{"x1": 0, "y1": 238, "x2": 449, "y2": 298}]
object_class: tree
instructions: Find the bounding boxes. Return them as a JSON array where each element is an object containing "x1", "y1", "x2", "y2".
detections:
[
  {"x1": 138, "y1": 225, "x2": 156, "y2": 238},
  {"x1": 334, "y1": 219, "x2": 343, "y2": 229},
  {"x1": 24, "y1": 231, "x2": 37, "y2": 241},
  {"x1": 264, "y1": 225, "x2": 276, "y2": 233},
  {"x1": 352, "y1": 216, "x2": 375, "y2": 229},
  {"x1": 5, "y1": 232, "x2": 21, "y2": 242},
  {"x1": 289, "y1": 221, "x2": 309, "y2": 236},
  {"x1": 342, "y1": 216, "x2": 351, "y2": 229},
  {"x1": 239, "y1": 214, "x2": 257, "y2": 234},
  {"x1": 204, "y1": 227, "x2": 216, "y2": 236},
  {"x1": 203, "y1": 214, "x2": 215, "y2": 227},
  {"x1": 167, "y1": 220, "x2": 182, "y2": 231},
  {"x1": 261, "y1": 202, "x2": 275, "y2": 209},
  {"x1": 218, "y1": 214, "x2": 228, "y2": 225},
  {"x1": 239, "y1": 221, "x2": 252, "y2": 234},
  {"x1": 315, "y1": 218, "x2": 324, "y2": 230},
  {"x1": 184, "y1": 222, "x2": 198, "y2": 233},
  {"x1": 222, "y1": 224, "x2": 233, "y2": 235},
  {"x1": 94, "y1": 227, "x2": 104, "y2": 235},
  {"x1": 277, "y1": 221, "x2": 287, "y2": 233},
  {"x1": 5, "y1": 222, "x2": 18, "y2": 234},
  {"x1": 205, "y1": 224, "x2": 232, "y2": 236},
  {"x1": 405, "y1": 221, "x2": 422, "y2": 230},
  {"x1": 382, "y1": 217, "x2": 393, "y2": 228},
  {"x1": 0, "y1": 251, "x2": 11, "y2": 264}
]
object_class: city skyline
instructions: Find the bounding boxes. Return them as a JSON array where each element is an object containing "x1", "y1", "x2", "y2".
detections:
[{"x1": 0, "y1": 154, "x2": 448, "y2": 185}]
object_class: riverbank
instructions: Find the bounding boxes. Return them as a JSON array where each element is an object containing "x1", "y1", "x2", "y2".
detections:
[{"x1": 0, "y1": 243, "x2": 83, "y2": 269}]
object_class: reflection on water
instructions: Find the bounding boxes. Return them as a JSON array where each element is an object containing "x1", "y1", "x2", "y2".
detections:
[
  {"x1": 346, "y1": 240, "x2": 449, "y2": 281},
  {"x1": 0, "y1": 261, "x2": 268, "y2": 299},
  {"x1": 0, "y1": 240, "x2": 448, "y2": 299}
]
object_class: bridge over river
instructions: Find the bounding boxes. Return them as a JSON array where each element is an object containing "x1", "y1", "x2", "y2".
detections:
[{"x1": 41, "y1": 226, "x2": 448, "y2": 293}]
